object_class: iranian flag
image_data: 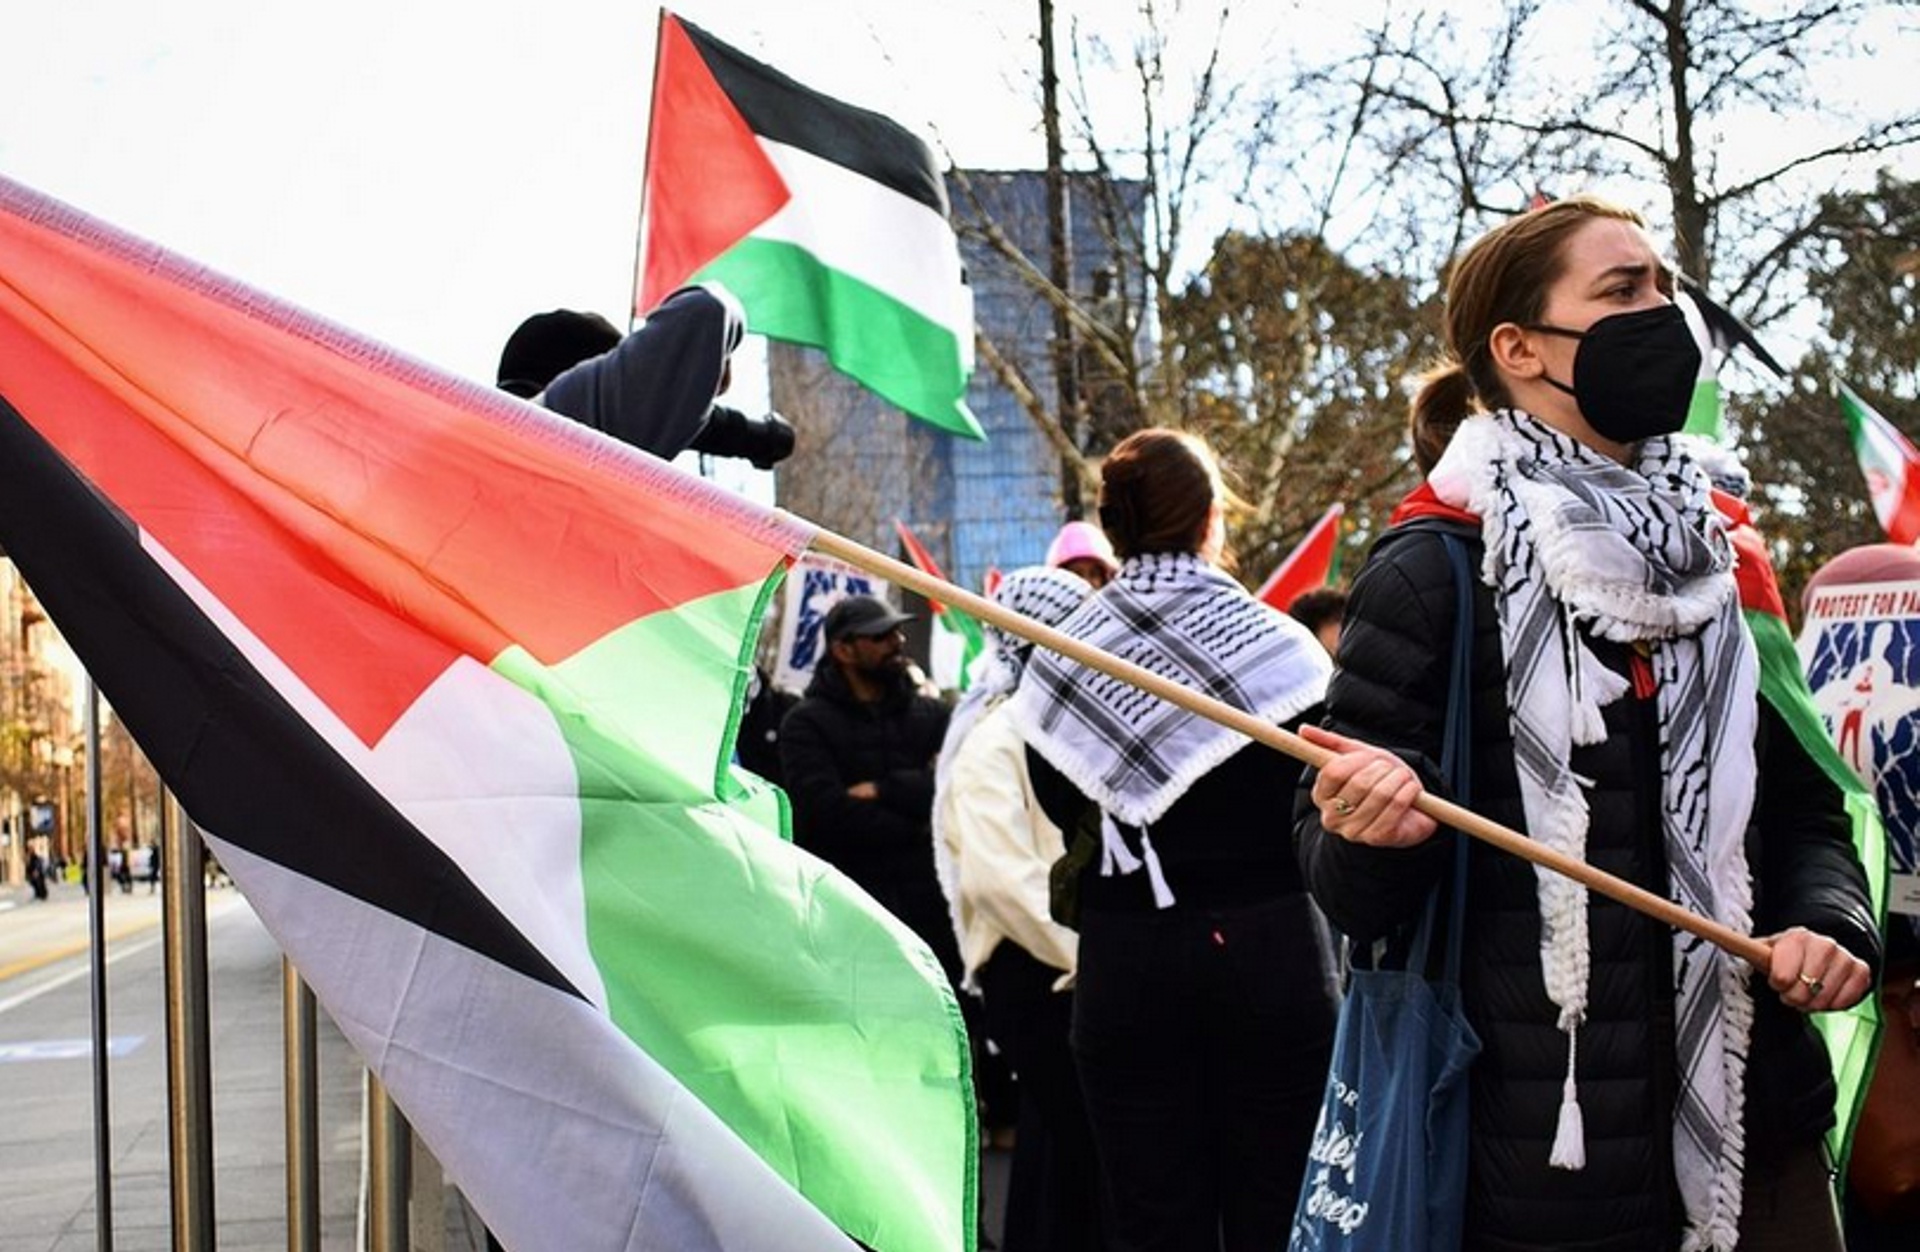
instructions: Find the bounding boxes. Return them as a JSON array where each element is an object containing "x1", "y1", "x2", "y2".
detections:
[
  {"x1": 639, "y1": 11, "x2": 982, "y2": 441},
  {"x1": 0, "y1": 176, "x2": 974, "y2": 1252},
  {"x1": 1255, "y1": 503, "x2": 1345, "y2": 612},
  {"x1": 1841, "y1": 381, "x2": 1920, "y2": 545}
]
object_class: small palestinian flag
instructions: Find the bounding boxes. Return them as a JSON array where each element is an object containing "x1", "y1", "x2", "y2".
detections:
[
  {"x1": 640, "y1": 11, "x2": 982, "y2": 440},
  {"x1": 1841, "y1": 381, "x2": 1920, "y2": 545},
  {"x1": 1256, "y1": 503, "x2": 1345, "y2": 612},
  {"x1": 1676, "y1": 278, "x2": 1786, "y2": 442},
  {"x1": 893, "y1": 518, "x2": 986, "y2": 689},
  {"x1": 0, "y1": 174, "x2": 973, "y2": 1252}
]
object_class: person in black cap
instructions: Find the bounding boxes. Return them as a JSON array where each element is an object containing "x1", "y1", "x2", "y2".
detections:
[
  {"x1": 495, "y1": 283, "x2": 793, "y2": 468},
  {"x1": 779, "y1": 595, "x2": 960, "y2": 980}
]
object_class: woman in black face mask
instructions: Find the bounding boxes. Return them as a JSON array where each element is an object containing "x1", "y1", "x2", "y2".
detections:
[{"x1": 1292, "y1": 196, "x2": 1879, "y2": 1252}]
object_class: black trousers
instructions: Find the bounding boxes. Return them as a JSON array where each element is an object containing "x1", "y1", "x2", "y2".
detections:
[
  {"x1": 979, "y1": 942, "x2": 1105, "y2": 1252},
  {"x1": 1071, "y1": 893, "x2": 1335, "y2": 1252}
]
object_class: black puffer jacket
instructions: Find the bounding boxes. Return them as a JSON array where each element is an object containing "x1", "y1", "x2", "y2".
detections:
[
  {"x1": 1293, "y1": 522, "x2": 1881, "y2": 1252},
  {"x1": 779, "y1": 663, "x2": 952, "y2": 952}
]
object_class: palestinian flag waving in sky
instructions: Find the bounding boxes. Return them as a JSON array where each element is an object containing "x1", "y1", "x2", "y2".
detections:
[
  {"x1": 1676, "y1": 277, "x2": 1787, "y2": 443},
  {"x1": 639, "y1": 11, "x2": 983, "y2": 441},
  {"x1": 0, "y1": 174, "x2": 974, "y2": 1252}
]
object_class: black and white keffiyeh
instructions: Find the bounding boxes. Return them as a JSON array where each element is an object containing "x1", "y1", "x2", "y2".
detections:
[
  {"x1": 1429, "y1": 411, "x2": 1759, "y2": 1252},
  {"x1": 931, "y1": 565, "x2": 1095, "y2": 933},
  {"x1": 1009, "y1": 550, "x2": 1331, "y2": 835},
  {"x1": 939, "y1": 565, "x2": 1097, "y2": 780}
]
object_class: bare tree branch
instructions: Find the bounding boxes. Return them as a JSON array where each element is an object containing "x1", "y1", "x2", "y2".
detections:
[{"x1": 974, "y1": 330, "x2": 1100, "y2": 499}]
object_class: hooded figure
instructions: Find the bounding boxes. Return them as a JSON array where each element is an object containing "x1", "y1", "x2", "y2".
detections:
[{"x1": 497, "y1": 283, "x2": 787, "y2": 465}]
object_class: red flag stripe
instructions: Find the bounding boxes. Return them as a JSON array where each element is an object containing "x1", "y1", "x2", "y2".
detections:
[
  {"x1": 1256, "y1": 504, "x2": 1344, "y2": 611},
  {"x1": 0, "y1": 177, "x2": 808, "y2": 746},
  {"x1": 893, "y1": 518, "x2": 957, "y2": 617},
  {"x1": 637, "y1": 13, "x2": 792, "y2": 313}
]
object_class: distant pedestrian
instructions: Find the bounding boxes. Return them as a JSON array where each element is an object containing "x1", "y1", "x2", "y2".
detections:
[
  {"x1": 145, "y1": 840, "x2": 161, "y2": 893},
  {"x1": 1285, "y1": 585, "x2": 1347, "y2": 657},
  {"x1": 780, "y1": 595, "x2": 958, "y2": 979},
  {"x1": 1044, "y1": 519, "x2": 1119, "y2": 590}
]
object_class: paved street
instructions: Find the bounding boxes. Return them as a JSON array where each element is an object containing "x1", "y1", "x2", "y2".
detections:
[
  {"x1": 0, "y1": 880, "x2": 1007, "y2": 1251},
  {"x1": 0, "y1": 880, "x2": 490, "y2": 1252}
]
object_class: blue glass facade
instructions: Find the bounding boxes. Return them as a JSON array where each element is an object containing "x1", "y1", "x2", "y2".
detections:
[{"x1": 772, "y1": 169, "x2": 1140, "y2": 595}]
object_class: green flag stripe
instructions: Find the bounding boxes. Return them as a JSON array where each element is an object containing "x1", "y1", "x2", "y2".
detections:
[
  {"x1": 936, "y1": 606, "x2": 987, "y2": 691},
  {"x1": 697, "y1": 237, "x2": 984, "y2": 440},
  {"x1": 493, "y1": 578, "x2": 977, "y2": 1252},
  {"x1": 1745, "y1": 606, "x2": 1887, "y2": 1177},
  {"x1": 1683, "y1": 378, "x2": 1723, "y2": 440}
]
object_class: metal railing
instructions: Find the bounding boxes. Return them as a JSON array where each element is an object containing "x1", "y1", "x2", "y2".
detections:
[{"x1": 55, "y1": 677, "x2": 440, "y2": 1252}]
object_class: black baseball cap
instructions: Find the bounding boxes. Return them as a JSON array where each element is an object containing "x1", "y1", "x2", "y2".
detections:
[{"x1": 824, "y1": 595, "x2": 914, "y2": 642}]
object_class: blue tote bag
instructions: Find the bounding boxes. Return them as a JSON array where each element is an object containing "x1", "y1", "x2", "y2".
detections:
[{"x1": 1289, "y1": 532, "x2": 1483, "y2": 1252}]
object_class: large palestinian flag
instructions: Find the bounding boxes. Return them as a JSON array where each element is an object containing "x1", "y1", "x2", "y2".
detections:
[
  {"x1": 639, "y1": 11, "x2": 982, "y2": 441},
  {"x1": 0, "y1": 175, "x2": 974, "y2": 1252}
]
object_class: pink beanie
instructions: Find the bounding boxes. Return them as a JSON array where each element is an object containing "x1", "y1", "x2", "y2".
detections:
[{"x1": 1045, "y1": 520, "x2": 1118, "y2": 573}]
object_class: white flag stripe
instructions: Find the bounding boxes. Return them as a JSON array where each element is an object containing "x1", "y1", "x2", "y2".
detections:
[
  {"x1": 210, "y1": 838, "x2": 858, "y2": 1252},
  {"x1": 143, "y1": 533, "x2": 608, "y2": 1008},
  {"x1": 1857, "y1": 413, "x2": 1910, "y2": 530},
  {"x1": 754, "y1": 138, "x2": 971, "y2": 340}
]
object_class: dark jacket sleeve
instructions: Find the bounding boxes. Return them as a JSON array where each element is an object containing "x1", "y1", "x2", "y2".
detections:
[
  {"x1": 874, "y1": 697, "x2": 947, "y2": 817},
  {"x1": 1293, "y1": 532, "x2": 1460, "y2": 944},
  {"x1": 539, "y1": 285, "x2": 740, "y2": 461},
  {"x1": 778, "y1": 702, "x2": 924, "y2": 853},
  {"x1": 1753, "y1": 701, "x2": 1883, "y2": 975},
  {"x1": 877, "y1": 768, "x2": 936, "y2": 817}
]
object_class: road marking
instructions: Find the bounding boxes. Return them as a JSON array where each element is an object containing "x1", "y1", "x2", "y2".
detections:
[
  {"x1": 0, "y1": 914, "x2": 166, "y2": 982},
  {"x1": 0, "y1": 1035, "x2": 144, "y2": 1063},
  {"x1": 0, "y1": 895, "x2": 248, "y2": 1018},
  {"x1": 0, "y1": 930, "x2": 165, "y2": 1016}
]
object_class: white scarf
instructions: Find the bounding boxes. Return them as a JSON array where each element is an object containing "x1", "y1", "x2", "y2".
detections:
[
  {"x1": 1429, "y1": 412, "x2": 1759, "y2": 1252},
  {"x1": 1010, "y1": 551, "x2": 1329, "y2": 828}
]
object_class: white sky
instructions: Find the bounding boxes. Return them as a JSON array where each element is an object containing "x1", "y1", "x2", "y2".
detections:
[
  {"x1": 0, "y1": 1, "x2": 1910, "y2": 390},
  {"x1": 0, "y1": 0, "x2": 1909, "y2": 709},
  {"x1": 0, "y1": 0, "x2": 1304, "y2": 387}
]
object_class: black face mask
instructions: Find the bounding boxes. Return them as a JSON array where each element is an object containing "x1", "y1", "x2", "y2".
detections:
[{"x1": 1525, "y1": 303, "x2": 1701, "y2": 444}]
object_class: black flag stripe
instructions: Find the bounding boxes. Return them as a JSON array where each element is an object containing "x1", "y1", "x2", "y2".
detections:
[{"x1": 0, "y1": 394, "x2": 579, "y2": 1001}]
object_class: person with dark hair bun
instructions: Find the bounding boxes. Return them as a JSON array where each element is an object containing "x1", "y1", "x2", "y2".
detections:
[
  {"x1": 1286, "y1": 586, "x2": 1348, "y2": 656},
  {"x1": 1295, "y1": 195, "x2": 1878, "y2": 1252},
  {"x1": 1011, "y1": 427, "x2": 1336, "y2": 1251}
]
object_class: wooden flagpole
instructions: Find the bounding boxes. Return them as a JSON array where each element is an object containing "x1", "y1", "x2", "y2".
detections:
[{"x1": 801, "y1": 523, "x2": 1775, "y2": 971}]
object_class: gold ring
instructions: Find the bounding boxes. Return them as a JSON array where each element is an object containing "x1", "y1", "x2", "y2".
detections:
[
  {"x1": 1798, "y1": 973, "x2": 1824, "y2": 996},
  {"x1": 1331, "y1": 797, "x2": 1355, "y2": 816}
]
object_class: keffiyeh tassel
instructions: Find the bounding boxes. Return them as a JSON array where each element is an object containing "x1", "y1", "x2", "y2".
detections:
[
  {"x1": 1550, "y1": 1030, "x2": 1587, "y2": 1170},
  {"x1": 1098, "y1": 812, "x2": 1176, "y2": 909}
]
